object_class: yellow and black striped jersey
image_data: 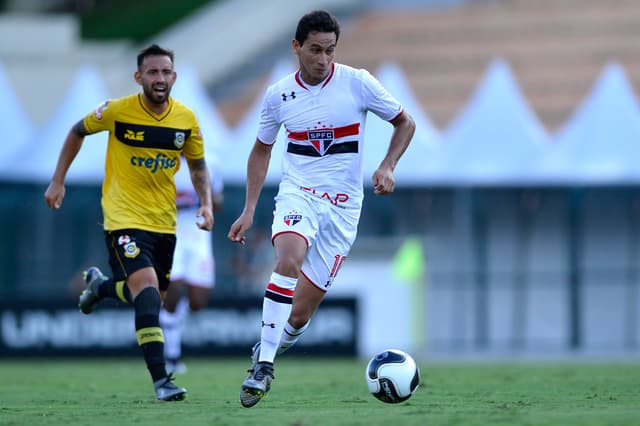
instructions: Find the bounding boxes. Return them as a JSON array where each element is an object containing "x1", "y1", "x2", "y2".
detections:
[{"x1": 83, "y1": 93, "x2": 205, "y2": 234}]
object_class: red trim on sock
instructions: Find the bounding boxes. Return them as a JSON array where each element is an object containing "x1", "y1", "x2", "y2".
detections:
[{"x1": 266, "y1": 283, "x2": 295, "y2": 297}]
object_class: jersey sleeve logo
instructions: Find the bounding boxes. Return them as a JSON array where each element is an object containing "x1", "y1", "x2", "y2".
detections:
[{"x1": 94, "y1": 100, "x2": 110, "y2": 120}]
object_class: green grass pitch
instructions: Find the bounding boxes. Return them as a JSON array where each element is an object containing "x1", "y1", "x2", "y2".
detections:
[{"x1": 1, "y1": 358, "x2": 639, "y2": 425}]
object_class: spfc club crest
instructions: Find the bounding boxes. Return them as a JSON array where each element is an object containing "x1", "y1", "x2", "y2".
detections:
[
  {"x1": 309, "y1": 130, "x2": 334, "y2": 156},
  {"x1": 283, "y1": 210, "x2": 302, "y2": 226}
]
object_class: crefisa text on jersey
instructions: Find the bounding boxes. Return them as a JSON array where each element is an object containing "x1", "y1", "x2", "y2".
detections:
[{"x1": 130, "y1": 153, "x2": 178, "y2": 173}]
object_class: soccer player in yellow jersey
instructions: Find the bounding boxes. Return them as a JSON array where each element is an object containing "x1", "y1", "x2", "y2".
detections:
[{"x1": 44, "y1": 44, "x2": 214, "y2": 401}]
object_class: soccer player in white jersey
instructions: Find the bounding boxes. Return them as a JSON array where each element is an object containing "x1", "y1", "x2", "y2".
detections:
[
  {"x1": 228, "y1": 10, "x2": 415, "y2": 407},
  {"x1": 160, "y1": 155, "x2": 224, "y2": 374}
]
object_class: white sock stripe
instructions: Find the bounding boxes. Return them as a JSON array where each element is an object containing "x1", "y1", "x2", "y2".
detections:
[
  {"x1": 277, "y1": 321, "x2": 309, "y2": 355},
  {"x1": 284, "y1": 321, "x2": 309, "y2": 336},
  {"x1": 269, "y1": 272, "x2": 297, "y2": 290}
]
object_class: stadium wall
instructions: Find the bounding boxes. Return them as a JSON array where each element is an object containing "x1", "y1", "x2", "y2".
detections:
[
  {"x1": 1, "y1": 183, "x2": 639, "y2": 358},
  {"x1": 0, "y1": 298, "x2": 357, "y2": 358}
]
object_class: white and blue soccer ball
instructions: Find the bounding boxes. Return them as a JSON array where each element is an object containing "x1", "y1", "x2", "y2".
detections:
[{"x1": 365, "y1": 349, "x2": 420, "y2": 403}]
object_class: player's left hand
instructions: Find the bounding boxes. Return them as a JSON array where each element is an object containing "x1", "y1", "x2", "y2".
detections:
[
  {"x1": 195, "y1": 206, "x2": 214, "y2": 231},
  {"x1": 372, "y1": 168, "x2": 395, "y2": 195},
  {"x1": 44, "y1": 181, "x2": 66, "y2": 209}
]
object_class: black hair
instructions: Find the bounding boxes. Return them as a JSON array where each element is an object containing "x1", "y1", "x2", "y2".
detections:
[
  {"x1": 136, "y1": 44, "x2": 174, "y2": 69},
  {"x1": 295, "y1": 10, "x2": 340, "y2": 46}
]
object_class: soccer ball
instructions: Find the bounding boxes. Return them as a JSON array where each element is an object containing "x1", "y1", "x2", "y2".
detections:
[{"x1": 365, "y1": 349, "x2": 420, "y2": 403}]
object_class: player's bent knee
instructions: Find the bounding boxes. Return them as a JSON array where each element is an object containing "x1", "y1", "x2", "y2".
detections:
[{"x1": 274, "y1": 256, "x2": 303, "y2": 278}]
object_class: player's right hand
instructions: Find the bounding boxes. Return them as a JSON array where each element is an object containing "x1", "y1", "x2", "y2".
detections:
[
  {"x1": 228, "y1": 213, "x2": 253, "y2": 246},
  {"x1": 44, "y1": 181, "x2": 65, "y2": 209}
]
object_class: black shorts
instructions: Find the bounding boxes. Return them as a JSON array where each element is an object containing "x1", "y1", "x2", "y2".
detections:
[{"x1": 105, "y1": 229, "x2": 176, "y2": 291}]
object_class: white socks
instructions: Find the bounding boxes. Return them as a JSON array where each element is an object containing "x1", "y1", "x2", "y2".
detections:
[
  {"x1": 258, "y1": 272, "x2": 297, "y2": 363},
  {"x1": 278, "y1": 320, "x2": 310, "y2": 355},
  {"x1": 159, "y1": 297, "x2": 189, "y2": 361}
]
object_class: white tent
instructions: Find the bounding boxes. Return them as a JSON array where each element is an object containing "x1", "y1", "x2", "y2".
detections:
[
  {"x1": 375, "y1": 62, "x2": 440, "y2": 146},
  {"x1": 221, "y1": 59, "x2": 296, "y2": 185},
  {"x1": 543, "y1": 62, "x2": 640, "y2": 184},
  {"x1": 5, "y1": 65, "x2": 109, "y2": 184},
  {"x1": 0, "y1": 61, "x2": 35, "y2": 175},
  {"x1": 171, "y1": 63, "x2": 229, "y2": 192},
  {"x1": 442, "y1": 59, "x2": 549, "y2": 185},
  {"x1": 7, "y1": 58, "x2": 640, "y2": 188},
  {"x1": 171, "y1": 64, "x2": 229, "y2": 162},
  {"x1": 364, "y1": 62, "x2": 445, "y2": 186}
]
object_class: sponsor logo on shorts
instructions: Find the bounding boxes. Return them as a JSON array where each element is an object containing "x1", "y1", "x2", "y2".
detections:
[{"x1": 283, "y1": 210, "x2": 302, "y2": 226}]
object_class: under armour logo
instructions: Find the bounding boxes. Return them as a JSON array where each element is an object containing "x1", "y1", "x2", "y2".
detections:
[
  {"x1": 281, "y1": 91, "x2": 296, "y2": 101},
  {"x1": 262, "y1": 321, "x2": 276, "y2": 328}
]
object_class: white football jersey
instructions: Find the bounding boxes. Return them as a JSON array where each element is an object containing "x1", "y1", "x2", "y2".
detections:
[{"x1": 257, "y1": 63, "x2": 403, "y2": 209}]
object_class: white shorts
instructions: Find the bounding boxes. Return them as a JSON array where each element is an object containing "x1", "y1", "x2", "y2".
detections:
[
  {"x1": 271, "y1": 189, "x2": 360, "y2": 292},
  {"x1": 171, "y1": 208, "x2": 215, "y2": 288}
]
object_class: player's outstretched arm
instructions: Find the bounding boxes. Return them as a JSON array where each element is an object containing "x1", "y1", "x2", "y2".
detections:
[
  {"x1": 228, "y1": 139, "x2": 273, "y2": 245},
  {"x1": 44, "y1": 120, "x2": 88, "y2": 209},
  {"x1": 372, "y1": 110, "x2": 416, "y2": 195}
]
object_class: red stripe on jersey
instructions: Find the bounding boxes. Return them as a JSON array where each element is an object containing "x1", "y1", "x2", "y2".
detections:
[
  {"x1": 287, "y1": 123, "x2": 360, "y2": 141},
  {"x1": 266, "y1": 283, "x2": 295, "y2": 297},
  {"x1": 294, "y1": 63, "x2": 335, "y2": 90},
  {"x1": 321, "y1": 63, "x2": 335, "y2": 88},
  {"x1": 295, "y1": 71, "x2": 307, "y2": 90}
]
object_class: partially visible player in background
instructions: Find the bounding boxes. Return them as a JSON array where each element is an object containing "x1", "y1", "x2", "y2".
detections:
[
  {"x1": 44, "y1": 44, "x2": 214, "y2": 402},
  {"x1": 160, "y1": 155, "x2": 224, "y2": 374}
]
